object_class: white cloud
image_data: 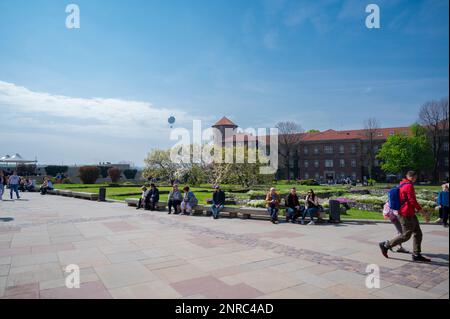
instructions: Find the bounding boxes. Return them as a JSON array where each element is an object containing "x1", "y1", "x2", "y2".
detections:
[
  {"x1": 0, "y1": 81, "x2": 202, "y2": 139},
  {"x1": 0, "y1": 81, "x2": 209, "y2": 165}
]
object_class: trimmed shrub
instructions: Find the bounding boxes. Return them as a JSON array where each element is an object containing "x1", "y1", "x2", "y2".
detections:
[
  {"x1": 298, "y1": 179, "x2": 319, "y2": 186},
  {"x1": 45, "y1": 165, "x2": 68, "y2": 177},
  {"x1": 123, "y1": 169, "x2": 138, "y2": 179},
  {"x1": 98, "y1": 166, "x2": 112, "y2": 178},
  {"x1": 78, "y1": 166, "x2": 100, "y2": 184},
  {"x1": 108, "y1": 167, "x2": 122, "y2": 183}
]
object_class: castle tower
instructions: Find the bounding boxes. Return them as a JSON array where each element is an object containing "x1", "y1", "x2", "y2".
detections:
[{"x1": 212, "y1": 116, "x2": 238, "y2": 147}]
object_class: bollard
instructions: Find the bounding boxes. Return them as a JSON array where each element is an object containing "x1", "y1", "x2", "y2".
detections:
[
  {"x1": 328, "y1": 200, "x2": 341, "y2": 223},
  {"x1": 98, "y1": 187, "x2": 106, "y2": 202}
]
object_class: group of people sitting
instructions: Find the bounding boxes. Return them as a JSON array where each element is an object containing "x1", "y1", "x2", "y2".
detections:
[
  {"x1": 136, "y1": 183, "x2": 201, "y2": 215},
  {"x1": 135, "y1": 182, "x2": 324, "y2": 224},
  {"x1": 266, "y1": 187, "x2": 324, "y2": 225},
  {"x1": 18, "y1": 177, "x2": 36, "y2": 192}
]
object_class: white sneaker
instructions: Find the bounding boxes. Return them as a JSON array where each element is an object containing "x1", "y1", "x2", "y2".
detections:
[
  {"x1": 307, "y1": 220, "x2": 315, "y2": 225},
  {"x1": 434, "y1": 218, "x2": 443, "y2": 224}
]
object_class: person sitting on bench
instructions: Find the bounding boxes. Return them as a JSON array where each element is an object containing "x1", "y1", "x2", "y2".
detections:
[
  {"x1": 285, "y1": 187, "x2": 304, "y2": 223},
  {"x1": 40, "y1": 177, "x2": 54, "y2": 195},
  {"x1": 136, "y1": 186, "x2": 148, "y2": 210},
  {"x1": 168, "y1": 184, "x2": 182, "y2": 214},
  {"x1": 181, "y1": 186, "x2": 198, "y2": 215},
  {"x1": 211, "y1": 185, "x2": 225, "y2": 219},
  {"x1": 302, "y1": 189, "x2": 319, "y2": 225},
  {"x1": 145, "y1": 183, "x2": 159, "y2": 211}
]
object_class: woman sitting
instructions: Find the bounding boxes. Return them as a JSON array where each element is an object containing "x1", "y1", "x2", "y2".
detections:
[
  {"x1": 302, "y1": 189, "x2": 319, "y2": 225},
  {"x1": 180, "y1": 186, "x2": 198, "y2": 215},
  {"x1": 265, "y1": 187, "x2": 280, "y2": 224},
  {"x1": 168, "y1": 184, "x2": 182, "y2": 214}
]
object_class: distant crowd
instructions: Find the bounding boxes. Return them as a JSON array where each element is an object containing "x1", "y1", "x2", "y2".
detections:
[{"x1": 0, "y1": 169, "x2": 55, "y2": 200}]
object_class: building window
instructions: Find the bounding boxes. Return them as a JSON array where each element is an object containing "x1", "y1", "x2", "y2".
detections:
[
  {"x1": 304, "y1": 160, "x2": 309, "y2": 168},
  {"x1": 374, "y1": 159, "x2": 379, "y2": 166},
  {"x1": 314, "y1": 160, "x2": 319, "y2": 168},
  {"x1": 351, "y1": 145, "x2": 356, "y2": 154},
  {"x1": 315, "y1": 173, "x2": 320, "y2": 180},
  {"x1": 352, "y1": 172, "x2": 357, "y2": 180},
  {"x1": 389, "y1": 131, "x2": 395, "y2": 136},
  {"x1": 314, "y1": 146, "x2": 319, "y2": 154},
  {"x1": 339, "y1": 145, "x2": 345, "y2": 154},
  {"x1": 340, "y1": 173, "x2": 345, "y2": 179},
  {"x1": 377, "y1": 132, "x2": 383, "y2": 137},
  {"x1": 324, "y1": 145, "x2": 333, "y2": 154},
  {"x1": 304, "y1": 173, "x2": 309, "y2": 179},
  {"x1": 444, "y1": 143, "x2": 449, "y2": 152},
  {"x1": 304, "y1": 147, "x2": 309, "y2": 155},
  {"x1": 340, "y1": 159, "x2": 345, "y2": 168},
  {"x1": 373, "y1": 145, "x2": 379, "y2": 153},
  {"x1": 445, "y1": 158, "x2": 449, "y2": 167},
  {"x1": 351, "y1": 159, "x2": 357, "y2": 167},
  {"x1": 325, "y1": 160, "x2": 334, "y2": 168}
]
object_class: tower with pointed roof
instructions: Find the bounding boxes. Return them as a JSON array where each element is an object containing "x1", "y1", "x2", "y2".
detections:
[{"x1": 212, "y1": 116, "x2": 238, "y2": 147}]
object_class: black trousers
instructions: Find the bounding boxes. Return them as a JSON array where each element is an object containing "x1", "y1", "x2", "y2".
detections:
[
  {"x1": 168, "y1": 200, "x2": 181, "y2": 214},
  {"x1": 440, "y1": 206, "x2": 449, "y2": 226},
  {"x1": 145, "y1": 199, "x2": 157, "y2": 211}
]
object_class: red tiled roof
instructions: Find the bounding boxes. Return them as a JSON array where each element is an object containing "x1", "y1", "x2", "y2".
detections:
[
  {"x1": 213, "y1": 116, "x2": 237, "y2": 127},
  {"x1": 223, "y1": 127, "x2": 411, "y2": 143}
]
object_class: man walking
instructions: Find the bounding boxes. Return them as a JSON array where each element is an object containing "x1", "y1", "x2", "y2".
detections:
[
  {"x1": 379, "y1": 171, "x2": 431, "y2": 262},
  {"x1": 8, "y1": 171, "x2": 21, "y2": 200}
]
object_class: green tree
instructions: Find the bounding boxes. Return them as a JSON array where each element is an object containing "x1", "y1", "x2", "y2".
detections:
[
  {"x1": 307, "y1": 129, "x2": 320, "y2": 133},
  {"x1": 143, "y1": 149, "x2": 178, "y2": 182},
  {"x1": 377, "y1": 127, "x2": 433, "y2": 176}
]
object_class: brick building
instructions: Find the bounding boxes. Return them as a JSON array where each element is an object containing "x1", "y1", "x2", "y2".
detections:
[{"x1": 213, "y1": 117, "x2": 450, "y2": 183}]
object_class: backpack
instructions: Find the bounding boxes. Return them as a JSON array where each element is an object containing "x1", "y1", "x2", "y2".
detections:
[{"x1": 388, "y1": 182, "x2": 409, "y2": 211}]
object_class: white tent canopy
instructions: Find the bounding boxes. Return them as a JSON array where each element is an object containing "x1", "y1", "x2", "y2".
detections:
[{"x1": 0, "y1": 153, "x2": 37, "y2": 164}]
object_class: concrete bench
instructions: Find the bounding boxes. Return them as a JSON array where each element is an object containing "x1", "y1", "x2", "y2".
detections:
[
  {"x1": 58, "y1": 190, "x2": 74, "y2": 197},
  {"x1": 124, "y1": 199, "x2": 167, "y2": 210},
  {"x1": 72, "y1": 191, "x2": 99, "y2": 201},
  {"x1": 239, "y1": 207, "x2": 270, "y2": 220}
]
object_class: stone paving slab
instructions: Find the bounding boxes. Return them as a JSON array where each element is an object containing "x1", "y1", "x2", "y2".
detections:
[{"x1": 0, "y1": 193, "x2": 448, "y2": 299}]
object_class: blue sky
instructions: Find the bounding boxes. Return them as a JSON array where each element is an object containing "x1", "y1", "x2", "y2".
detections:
[{"x1": 0, "y1": 0, "x2": 448, "y2": 166}]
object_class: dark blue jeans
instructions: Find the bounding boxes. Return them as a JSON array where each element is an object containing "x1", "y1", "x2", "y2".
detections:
[
  {"x1": 211, "y1": 204, "x2": 224, "y2": 218},
  {"x1": 302, "y1": 207, "x2": 318, "y2": 221},
  {"x1": 10, "y1": 184, "x2": 20, "y2": 199},
  {"x1": 267, "y1": 207, "x2": 279, "y2": 221}
]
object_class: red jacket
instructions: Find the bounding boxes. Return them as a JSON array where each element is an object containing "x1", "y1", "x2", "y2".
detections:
[{"x1": 398, "y1": 179, "x2": 422, "y2": 217}]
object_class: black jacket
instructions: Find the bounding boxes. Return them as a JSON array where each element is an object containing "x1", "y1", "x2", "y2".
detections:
[
  {"x1": 212, "y1": 190, "x2": 225, "y2": 206},
  {"x1": 146, "y1": 188, "x2": 160, "y2": 203},
  {"x1": 285, "y1": 193, "x2": 300, "y2": 209}
]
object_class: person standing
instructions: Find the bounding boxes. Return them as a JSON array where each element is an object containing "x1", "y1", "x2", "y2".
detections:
[
  {"x1": 265, "y1": 187, "x2": 280, "y2": 224},
  {"x1": 167, "y1": 184, "x2": 182, "y2": 214},
  {"x1": 0, "y1": 170, "x2": 5, "y2": 200},
  {"x1": 8, "y1": 171, "x2": 21, "y2": 200},
  {"x1": 436, "y1": 183, "x2": 449, "y2": 227},
  {"x1": 379, "y1": 171, "x2": 431, "y2": 262},
  {"x1": 285, "y1": 187, "x2": 302, "y2": 223},
  {"x1": 211, "y1": 185, "x2": 225, "y2": 220}
]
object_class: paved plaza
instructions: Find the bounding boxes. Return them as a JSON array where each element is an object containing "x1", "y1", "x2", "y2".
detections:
[{"x1": 0, "y1": 193, "x2": 448, "y2": 299}]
